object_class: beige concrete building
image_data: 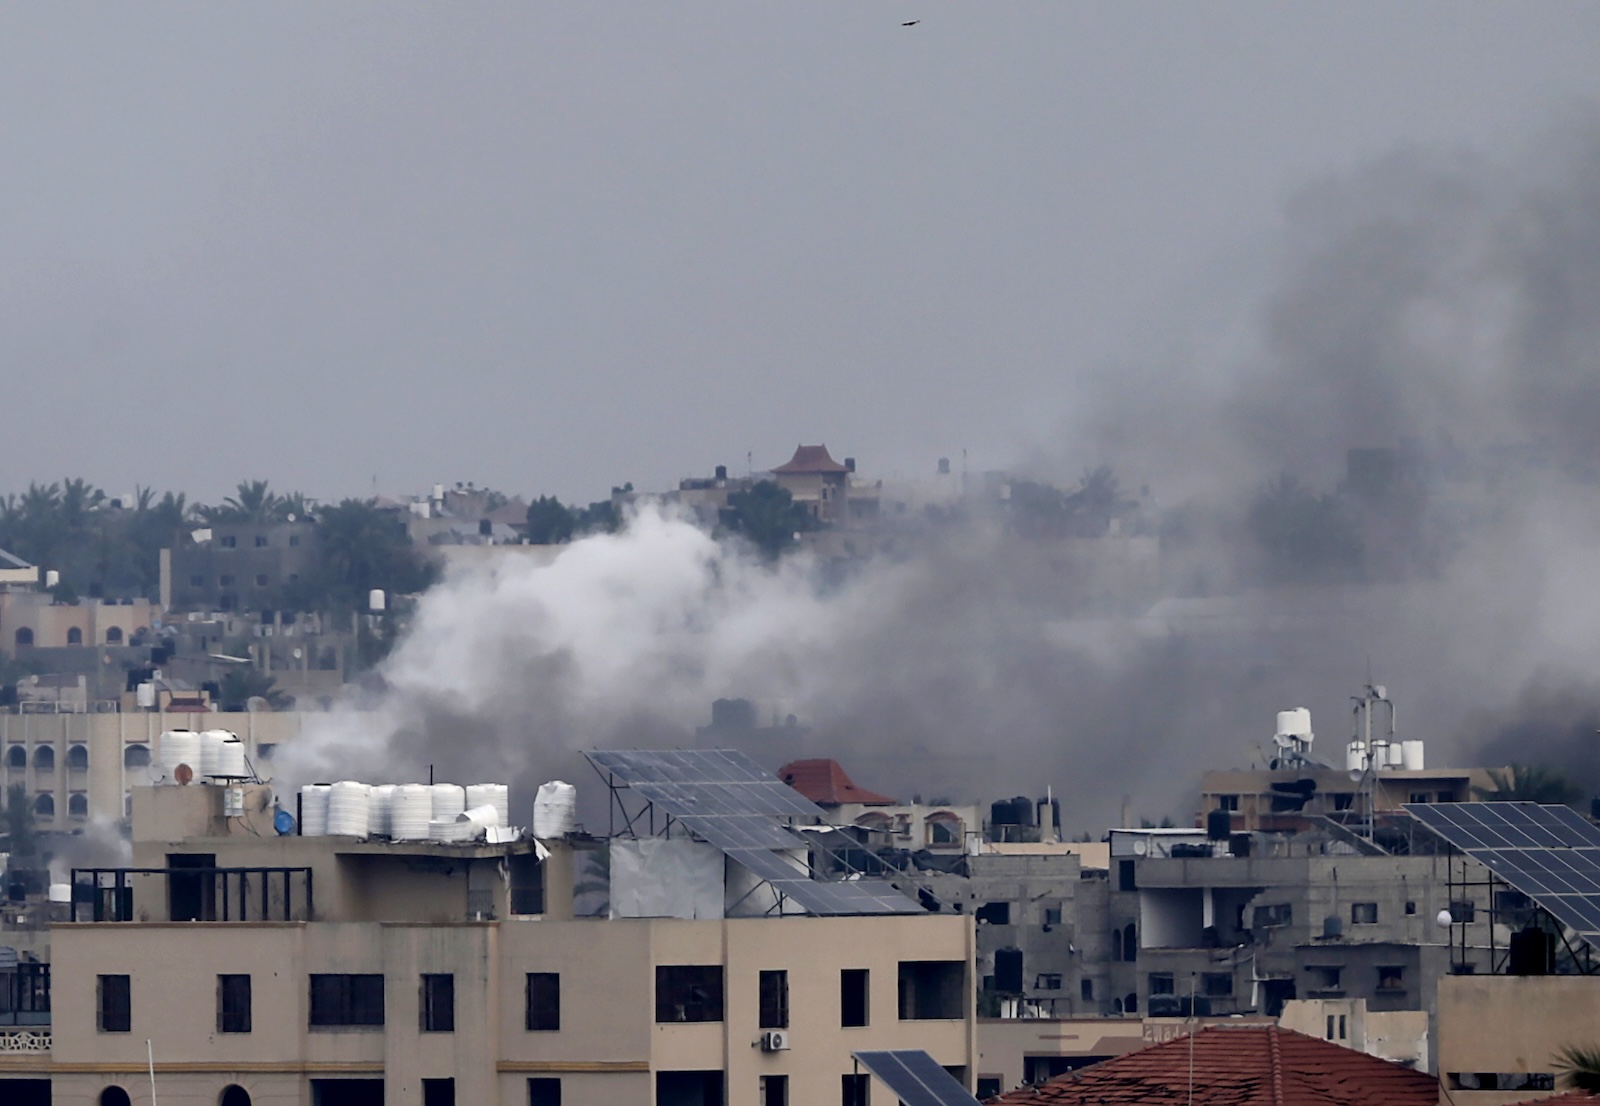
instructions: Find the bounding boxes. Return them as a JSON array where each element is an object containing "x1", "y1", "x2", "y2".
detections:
[
  {"x1": 0, "y1": 781, "x2": 977, "y2": 1106},
  {"x1": 1436, "y1": 974, "x2": 1600, "y2": 1106},
  {"x1": 0, "y1": 592, "x2": 156, "y2": 652}
]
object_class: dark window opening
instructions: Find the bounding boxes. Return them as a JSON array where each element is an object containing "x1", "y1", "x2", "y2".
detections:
[
  {"x1": 761, "y1": 1074, "x2": 788, "y2": 1106},
  {"x1": 309, "y1": 974, "x2": 384, "y2": 1027},
  {"x1": 1376, "y1": 966, "x2": 1405, "y2": 991},
  {"x1": 1043, "y1": 906, "x2": 1062, "y2": 926},
  {"x1": 66, "y1": 745, "x2": 88, "y2": 770},
  {"x1": 99, "y1": 1089, "x2": 132, "y2": 1106},
  {"x1": 510, "y1": 852, "x2": 545, "y2": 914},
  {"x1": 1351, "y1": 902, "x2": 1378, "y2": 925},
  {"x1": 220, "y1": 1086, "x2": 252, "y2": 1106},
  {"x1": 1123, "y1": 922, "x2": 1137, "y2": 960},
  {"x1": 656, "y1": 1070, "x2": 724, "y2": 1106},
  {"x1": 124, "y1": 744, "x2": 150, "y2": 768},
  {"x1": 423, "y1": 1078, "x2": 455, "y2": 1106},
  {"x1": 1253, "y1": 903, "x2": 1292, "y2": 928},
  {"x1": 12, "y1": 628, "x2": 32, "y2": 649},
  {"x1": 1035, "y1": 973, "x2": 1062, "y2": 990},
  {"x1": 5, "y1": 746, "x2": 24, "y2": 769},
  {"x1": 66, "y1": 628, "x2": 83, "y2": 646},
  {"x1": 1309, "y1": 965, "x2": 1343, "y2": 992},
  {"x1": 1332, "y1": 793, "x2": 1355, "y2": 811},
  {"x1": 758, "y1": 970, "x2": 788, "y2": 1029},
  {"x1": 310, "y1": 1079, "x2": 383, "y2": 1106},
  {"x1": 218, "y1": 974, "x2": 251, "y2": 1033},
  {"x1": 1147, "y1": 972, "x2": 1175, "y2": 996},
  {"x1": 1404, "y1": 901, "x2": 1416, "y2": 915},
  {"x1": 1118, "y1": 859, "x2": 1136, "y2": 891},
  {"x1": 898, "y1": 960, "x2": 964, "y2": 1020},
  {"x1": 255, "y1": 536, "x2": 269, "y2": 548},
  {"x1": 1124, "y1": 993, "x2": 1138, "y2": 1014},
  {"x1": 1450, "y1": 900, "x2": 1477, "y2": 923},
  {"x1": 167, "y1": 853, "x2": 217, "y2": 922},
  {"x1": 1449, "y1": 1074, "x2": 1557, "y2": 1092},
  {"x1": 1081, "y1": 978, "x2": 1094, "y2": 1001},
  {"x1": 841, "y1": 968, "x2": 869, "y2": 1027},
  {"x1": 1203, "y1": 972, "x2": 1233, "y2": 997},
  {"x1": 422, "y1": 974, "x2": 454, "y2": 1033},
  {"x1": 525, "y1": 972, "x2": 560, "y2": 1031},
  {"x1": 657, "y1": 965, "x2": 723, "y2": 1023},
  {"x1": 527, "y1": 1078, "x2": 562, "y2": 1106},
  {"x1": 33, "y1": 746, "x2": 54, "y2": 772},
  {"x1": 842, "y1": 1074, "x2": 870, "y2": 1106},
  {"x1": 98, "y1": 974, "x2": 131, "y2": 1033},
  {"x1": 975, "y1": 901, "x2": 1011, "y2": 925},
  {"x1": 977, "y1": 1077, "x2": 1004, "y2": 1099}
]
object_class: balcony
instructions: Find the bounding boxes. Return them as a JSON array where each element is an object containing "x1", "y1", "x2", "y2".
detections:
[{"x1": 69, "y1": 866, "x2": 314, "y2": 922}]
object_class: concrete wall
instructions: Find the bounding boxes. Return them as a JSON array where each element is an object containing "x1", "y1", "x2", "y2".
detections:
[{"x1": 1437, "y1": 975, "x2": 1600, "y2": 1106}]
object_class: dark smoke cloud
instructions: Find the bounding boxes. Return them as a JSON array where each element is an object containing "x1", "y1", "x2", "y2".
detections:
[{"x1": 288, "y1": 110, "x2": 1600, "y2": 831}]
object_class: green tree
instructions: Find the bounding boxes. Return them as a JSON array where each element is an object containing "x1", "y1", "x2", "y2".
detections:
[
  {"x1": 1, "y1": 783, "x2": 40, "y2": 868},
  {"x1": 312, "y1": 498, "x2": 438, "y2": 612},
  {"x1": 525, "y1": 496, "x2": 577, "y2": 544},
  {"x1": 1248, "y1": 473, "x2": 1365, "y2": 583},
  {"x1": 1472, "y1": 765, "x2": 1585, "y2": 806},
  {"x1": 720, "y1": 480, "x2": 814, "y2": 559},
  {"x1": 1554, "y1": 1044, "x2": 1600, "y2": 1092},
  {"x1": 217, "y1": 669, "x2": 291, "y2": 712},
  {"x1": 198, "y1": 479, "x2": 282, "y2": 525}
]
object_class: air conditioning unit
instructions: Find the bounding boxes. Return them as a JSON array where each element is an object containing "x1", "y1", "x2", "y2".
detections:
[{"x1": 760, "y1": 1030, "x2": 791, "y2": 1052}]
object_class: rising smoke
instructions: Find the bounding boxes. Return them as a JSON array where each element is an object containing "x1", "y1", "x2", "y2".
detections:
[{"x1": 287, "y1": 110, "x2": 1600, "y2": 830}]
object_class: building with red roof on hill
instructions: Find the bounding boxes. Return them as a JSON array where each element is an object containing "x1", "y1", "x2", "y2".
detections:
[
  {"x1": 985, "y1": 1023, "x2": 1437, "y2": 1106},
  {"x1": 778, "y1": 758, "x2": 897, "y2": 806}
]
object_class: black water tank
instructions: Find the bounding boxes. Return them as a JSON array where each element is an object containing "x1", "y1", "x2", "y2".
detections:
[
  {"x1": 714, "y1": 464, "x2": 728, "y2": 481},
  {"x1": 1509, "y1": 927, "x2": 1555, "y2": 975},
  {"x1": 994, "y1": 947, "x2": 1024, "y2": 994},
  {"x1": 1229, "y1": 833, "x2": 1252, "y2": 858},
  {"x1": 1207, "y1": 808, "x2": 1233, "y2": 840}
]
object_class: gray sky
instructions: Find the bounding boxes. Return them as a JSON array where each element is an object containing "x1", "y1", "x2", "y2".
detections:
[{"x1": 4, "y1": 3, "x2": 1599, "y2": 505}]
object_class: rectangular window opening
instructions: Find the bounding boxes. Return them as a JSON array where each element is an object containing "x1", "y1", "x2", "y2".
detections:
[
  {"x1": 759, "y1": 970, "x2": 789, "y2": 1030},
  {"x1": 98, "y1": 974, "x2": 131, "y2": 1033},
  {"x1": 422, "y1": 974, "x2": 455, "y2": 1033},
  {"x1": 526, "y1": 972, "x2": 560, "y2": 1031},
  {"x1": 308, "y1": 973, "x2": 385, "y2": 1028},
  {"x1": 761, "y1": 1074, "x2": 789, "y2": 1106},
  {"x1": 841, "y1": 968, "x2": 869, "y2": 1028},
  {"x1": 656, "y1": 965, "x2": 724, "y2": 1024},
  {"x1": 422, "y1": 1079, "x2": 455, "y2": 1106},
  {"x1": 898, "y1": 960, "x2": 964, "y2": 1020},
  {"x1": 527, "y1": 1078, "x2": 561, "y2": 1106},
  {"x1": 218, "y1": 973, "x2": 251, "y2": 1034}
]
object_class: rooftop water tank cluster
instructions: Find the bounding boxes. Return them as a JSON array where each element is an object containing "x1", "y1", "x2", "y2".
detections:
[
  {"x1": 296, "y1": 780, "x2": 520, "y2": 843},
  {"x1": 157, "y1": 729, "x2": 247, "y2": 784}
]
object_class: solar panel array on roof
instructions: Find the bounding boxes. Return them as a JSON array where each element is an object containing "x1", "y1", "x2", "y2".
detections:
[
  {"x1": 853, "y1": 1050, "x2": 983, "y2": 1106},
  {"x1": 1405, "y1": 802, "x2": 1600, "y2": 942},
  {"x1": 587, "y1": 749, "x2": 920, "y2": 916}
]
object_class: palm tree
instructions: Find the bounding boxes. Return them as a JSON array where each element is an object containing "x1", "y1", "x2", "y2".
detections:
[
  {"x1": 1553, "y1": 1044, "x2": 1600, "y2": 1092},
  {"x1": 1473, "y1": 765, "x2": 1585, "y2": 806}
]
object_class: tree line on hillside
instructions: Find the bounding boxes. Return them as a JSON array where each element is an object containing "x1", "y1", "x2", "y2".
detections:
[{"x1": 0, "y1": 480, "x2": 433, "y2": 614}]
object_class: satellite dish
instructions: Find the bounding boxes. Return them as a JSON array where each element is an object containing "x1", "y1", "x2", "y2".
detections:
[
  {"x1": 174, "y1": 763, "x2": 194, "y2": 785},
  {"x1": 1348, "y1": 768, "x2": 1364, "y2": 782},
  {"x1": 1133, "y1": 838, "x2": 1149, "y2": 856},
  {"x1": 1436, "y1": 909, "x2": 1453, "y2": 929}
]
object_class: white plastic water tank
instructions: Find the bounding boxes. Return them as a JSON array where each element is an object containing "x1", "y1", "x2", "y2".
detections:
[
  {"x1": 430, "y1": 783, "x2": 466, "y2": 822},
  {"x1": 159, "y1": 730, "x2": 201, "y2": 781},
  {"x1": 368, "y1": 784, "x2": 396, "y2": 837},
  {"x1": 48, "y1": 883, "x2": 71, "y2": 904},
  {"x1": 390, "y1": 784, "x2": 433, "y2": 840},
  {"x1": 429, "y1": 817, "x2": 471, "y2": 842},
  {"x1": 327, "y1": 781, "x2": 371, "y2": 837},
  {"x1": 214, "y1": 737, "x2": 247, "y2": 779},
  {"x1": 1346, "y1": 741, "x2": 1366, "y2": 772},
  {"x1": 1276, "y1": 708, "x2": 1312, "y2": 739},
  {"x1": 1386, "y1": 742, "x2": 1406, "y2": 768},
  {"x1": 466, "y1": 784, "x2": 510, "y2": 828},
  {"x1": 1401, "y1": 740, "x2": 1425, "y2": 771},
  {"x1": 198, "y1": 730, "x2": 231, "y2": 777},
  {"x1": 299, "y1": 784, "x2": 332, "y2": 836},
  {"x1": 533, "y1": 781, "x2": 577, "y2": 839},
  {"x1": 456, "y1": 804, "x2": 501, "y2": 837}
]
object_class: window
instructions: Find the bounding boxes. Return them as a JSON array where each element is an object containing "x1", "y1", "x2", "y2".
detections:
[
  {"x1": 1351, "y1": 902, "x2": 1378, "y2": 925},
  {"x1": 255, "y1": 574, "x2": 269, "y2": 588},
  {"x1": 1450, "y1": 900, "x2": 1476, "y2": 923},
  {"x1": 1339, "y1": 1014, "x2": 1347, "y2": 1039},
  {"x1": 255, "y1": 535, "x2": 269, "y2": 548},
  {"x1": 309, "y1": 974, "x2": 384, "y2": 1027},
  {"x1": 422, "y1": 1079, "x2": 455, "y2": 1106},
  {"x1": 925, "y1": 812, "x2": 962, "y2": 846},
  {"x1": 33, "y1": 745, "x2": 54, "y2": 771},
  {"x1": 1033, "y1": 973, "x2": 1063, "y2": 991},
  {"x1": 33, "y1": 794, "x2": 53, "y2": 818},
  {"x1": 1253, "y1": 903, "x2": 1292, "y2": 928},
  {"x1": 1123, "y1": 922, "x2": 1137, "y2": 960},
  {"x1": 1081, "y1": 978, "x2": 1094, "y2": 1001},
  {"x1": 977, "y1": 1078, "x2": 1003, "y2": 1099},
  {"x1": 759, "y1": 970, "x2": 788, "y2": 1029},
  {"x1": 1409, "y1": 792, "x2": 1432, "y2": 804},
  {"x1": 289, "y1": 534, "x2": 301, "y2": 547},
  {"x1": 1376, "y1": 966, "x2": 1405, "y2": 991},
  {"x1": 1332, "y1": 793, "x2": 1355, "y2": 811},
  {"x1": 67, "y1": 627, "x2": 83, "y2": 645},
  {"x1": 1118, "y1": 860, "x2": 1137, "y2": 891},
  {"x1": 1309, "y1": 965, "x2": 1342, "y2": 992},
  {"x1": 5, "y1": 745, "x2": 23, "y2": 769},
  {"x1": 1147, "y1": 972, "x2": 1175, "y2": 996},
  {"x1": 525, "y1": 972, "x2": 560, "y2": 1031},
  {"x1": 527, "y1": 1078, "x2": 561, "y2": 1106},
  {"x1": 220, "y1": 1086, "x2": 251, "y2": 1106},
  {"x1": 98, "y1": 974, "x2": 131, "y2": 1032},
  {"x1": 1043, "y1": 906, "x2": 1062, "y2": 927},
  {"x1": 100, "y1": 1090, "x2": 132, "y2": 1106},
  {"x1": 841, "y1": 968, "x2": 869, "y2": 1027},
  {"x1": 1326, "y1": 1014, "x2": 1336, "y2": 1040},
  {"x1": 189, "y1": 575, "x2": 205, "y2": 587},
  {"x1": 68, "y1": 793, "x2": 88, "y2": 818},
  {"x1": 842, "y1": 1074, "x2": 870, "y2": 1106},
  {"x1": 1218, "y1": 794, "x2": 1239, "y2": 811},
  {"x1": 761, "y1": 1075, "x2": 788, "y2": 1106},
  {"x1": 1202, "y1": 972, "x2": 1233, "y2": 997},
  {"x1": 106, "y1": 626, "x2": 123, "y2": 645},
  {"x1": 219, "y1": 575, "x2": 236, "y2": 587},
  {"x1": 256, "y1": 743, "x2": 276, "y2": 762},
  {"x1": 422, "y1": 974, "x2": 454, "y2": 1032},
  {"x1": 1404, "y1": 901, "x2": 1416, "y2": 916},
  {"x1": 221, "y1": 535, "x2": 237, "y2": 548},
  {"x1": 13, "y1": 628, "x2": 32, "y2": 648},
  {"x1": 656, "y1": 965, "x2": 723, "y2": 1023},
  {"x1": 218, "y1": 974, "x2": 251, "y2": 1033},
  {"x1": 1125, "y1": 993, "x2": 1138, "y2": 1014},
  {"x1": 510, "y1": 852, "x2": 545, "y2": 915},
  {"x1": 975, "y1": 901, "x2": 1011, "y2": 925},
  {"x1": 898, "y1": 961, "x2": 964, "y2": 1020},
  {"x1": 67, "y1": 745, "x2": 89, "y2": 770}
]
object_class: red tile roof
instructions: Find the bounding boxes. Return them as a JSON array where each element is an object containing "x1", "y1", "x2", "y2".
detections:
[
  {"x1": 771, "y1": 444, "x2": 851, "y2": 475},
  {"x1": 988, "y1": 1025, "x2": 1436, "y2": 1106},
  {"x1": 778, "y1": 759, "x2": 896, "y2": 806}
]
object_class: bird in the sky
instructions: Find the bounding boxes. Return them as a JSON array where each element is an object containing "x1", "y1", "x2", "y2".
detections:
[{"x1": 903, "y1": 20, "x2": 920, "y2": 26}]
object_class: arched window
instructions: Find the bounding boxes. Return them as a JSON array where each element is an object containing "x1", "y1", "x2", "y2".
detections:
[
  {"x1": 13, "y1": 627, "x2": 33, "y2": 648},
  {"x1": 220, "y1": 1085, "x2": 253, "y2": 1106},
  {"x1": 5, "y1": 746, "x2": 24, "y2": 770},
  {"x1": 1123, "y1": 922, "x2": 1137, "y2": 962},
  {"x1": 124, "y1": 744, "x2": 151, "y2": 768},
  {"x1": 1125, "y1": 993, "x2": 1138, "y2": 1015},
  {"x1": 33, "y1": 745, "x2": 55, "y2": 772},
  {"x1": 925, "y1": 811, "x2": 962, "y2": 847},
  {"x1": 854, "y1": 812, "x2": 892, "y2": 836},
  {"x1": 67, "y1": 744, "x2": 89, "y2": 770},
  {"x1": 100, "y1": 1088, "x2": 133, "y2": 1106},
  {"x1": 68, "y1": 793, "x2": 89, "y2": 818},
  {"x1": 106, "y1": 626, "x2": 124, "y2": 645},
  {"x1": 33, "y1": 794, "x2": 54, "y2": 818},
  {"x1": 66, "y1": 627, "x2": 83, "y2": 645},
  {"x1": 1112, "y1": 996, "x2": 1124, "y2": 1015}
]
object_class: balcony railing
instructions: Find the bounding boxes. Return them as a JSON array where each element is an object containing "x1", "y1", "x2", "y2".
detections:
[
  {"x1": 69, "y1": 866, "x2": 314, "y2": 923},
  {"x1": 0, "y1": 1030, "x2": 50, "y2": 1052}
]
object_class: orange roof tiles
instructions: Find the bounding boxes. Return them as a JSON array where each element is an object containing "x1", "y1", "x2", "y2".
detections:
[
  {"x1": 988, "y1": 1025, "x2": 1437, "y2": 1106},
  {"x1": 778, "y1": 759, "x2": 896, "y2": 806},
  {"x1": 771, "y1": 444, "x2": 851, "y2": 474}
]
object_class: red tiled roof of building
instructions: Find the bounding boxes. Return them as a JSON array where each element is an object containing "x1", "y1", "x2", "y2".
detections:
[
  {"x1": 988, "y1": 1025, "x2": 1437, "y2": 1106},
  {"x1": 778, "y1": 759, "x2": 896, "y2": 806},
  {"x1": 771, "y1": 444, "x2": 851, "y2": 475}
]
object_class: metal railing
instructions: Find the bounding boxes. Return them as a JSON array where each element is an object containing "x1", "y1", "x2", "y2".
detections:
[{"x1": 69, "y1": 866, "x2": 314, "y2": 923}]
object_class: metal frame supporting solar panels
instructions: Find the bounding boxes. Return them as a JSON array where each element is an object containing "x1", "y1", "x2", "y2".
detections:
[
  {"x1": 1405, "y1": 802, "x2": 1600, "y2": 971},
  {"x1": 585, "y1": 749, "x2": 920, "y2": 916},
  {"x1": 852, "y1": 1050, "x2": 983, "y2": 1106}
]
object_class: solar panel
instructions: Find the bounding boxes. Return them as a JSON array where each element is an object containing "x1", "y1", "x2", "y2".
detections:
[
  {"x1": 852, "y1": 1050, "x2": 982, "y2": 1106},
  {"x1": 587, "y1": 749, "x2": 922, "y2": 916},
  {"x1": 1405, "y1": 802, "x2": 1600, "y2": 943}
]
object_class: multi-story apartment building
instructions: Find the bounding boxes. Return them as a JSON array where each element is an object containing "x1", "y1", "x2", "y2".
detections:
[
  {"x1": 164, "y1": 520, "x2": 320, "y2": 614},
  {"x1": 0, "y1": 769, "x2": 977, "y2": 1106}
]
